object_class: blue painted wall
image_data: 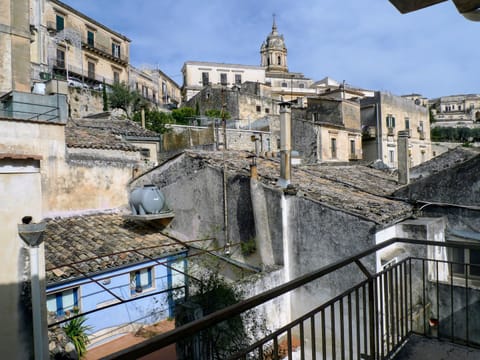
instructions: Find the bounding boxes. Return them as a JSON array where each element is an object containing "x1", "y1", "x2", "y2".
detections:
[{"x1": 47, "y1": 252, "x2": 187, "y2": 335}]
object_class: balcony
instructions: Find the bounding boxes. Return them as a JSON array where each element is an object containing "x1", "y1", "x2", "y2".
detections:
[
  {"x1": 81, "y1": 37, "x2": 128, "y2": 66},
  {"x1": 102, "y1": 238, "x2": 480, "y2": 359},
  {"x1": 387, "y1": 127, "x2": 395, "y2": 136}
]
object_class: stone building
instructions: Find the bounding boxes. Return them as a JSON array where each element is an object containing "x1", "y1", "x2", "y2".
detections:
[
  {"x1": 292, "y1": 96, "x2": 363, "y2": 163},
  {"x1": 361, "y1": 91, "x2": 432, "y2": 168},
  {"x1": 0, "y1": 0, "x2": 32, "y2": 94},
  {"x1": 429, "y1": 94, "x2": 480, "y2": 128},
  {"x1": 181, "y1": 61, "x2": 266, "y2": 102},
  {"x1": 185, "y1": 83, "x2": 279, "y2": 129},
  {"x1": 0, "y1": 110, "x2": 159, "y2": 358},
  {"x1": 149, "y1": 67, "x2": 182, "y2": 108},
  {"x1": 261, "y1": 17, "x2": 314, "y2": 104},
  {"x1": 182, "y1": 17, "x2": 314, "y2": 105},
  {"x1": 40, "y1": 0, "x2": 130, "y2": 88}
]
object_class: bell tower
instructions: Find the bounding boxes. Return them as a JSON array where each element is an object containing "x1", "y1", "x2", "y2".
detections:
[{"x1": 260, "y1": 15, "x2": 288, "y2": 73}]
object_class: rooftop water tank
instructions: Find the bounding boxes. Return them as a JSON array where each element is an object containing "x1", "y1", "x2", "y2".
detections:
[{"x1": 129, "y1": 185, "x2": 166, "y2": 215}]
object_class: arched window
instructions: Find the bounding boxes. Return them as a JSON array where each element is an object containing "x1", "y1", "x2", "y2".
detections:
[
  {"x1": 277, "y1": 56, "x2": 281, "y2": 65},
  {"x1": 267, "y1": 57, "x2": 270, "y2": 66}
]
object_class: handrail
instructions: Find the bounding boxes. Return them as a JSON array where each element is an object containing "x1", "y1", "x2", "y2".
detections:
[{"x1": 104, "y1": 238, "x2": 480, "y2": 359}]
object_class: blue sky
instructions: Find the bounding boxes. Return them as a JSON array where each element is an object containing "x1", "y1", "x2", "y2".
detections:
[{"x1": 62, "y1": 0, "x2": 479, "y2": 98}]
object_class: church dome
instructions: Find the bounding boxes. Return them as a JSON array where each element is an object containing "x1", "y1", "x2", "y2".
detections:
[
  {"x1": 262, "y1": 19, "x2": 286, "y2": 51},
  {"x1": 260, "y1": 16, "x2": 288, "y2": 72}
]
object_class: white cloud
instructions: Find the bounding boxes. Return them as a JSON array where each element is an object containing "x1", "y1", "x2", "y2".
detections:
[{"x1": 62, "y1": 0, "x2": 480, "y2": 98}]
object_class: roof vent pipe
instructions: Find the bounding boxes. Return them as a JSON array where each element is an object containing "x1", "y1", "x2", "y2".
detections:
[
  {"x1": 278, "y1": 101, "x2": 292, "y2": 188},
  {"x1": 397, "y1": 130, "x2": 410, "y2": 185}
]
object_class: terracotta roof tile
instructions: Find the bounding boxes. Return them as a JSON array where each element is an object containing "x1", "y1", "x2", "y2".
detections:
[
  {"x1": 44, "y1": 213, "x2": 185, "y2": 284},
  {"x1": 185, "y1": 150, "x2": 413, "y2": 224},
  {"x1": 65, "y1": 118, "x2": 159, "y2": 151}
]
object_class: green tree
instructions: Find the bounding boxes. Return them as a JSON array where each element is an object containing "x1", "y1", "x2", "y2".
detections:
[
  {"x1": 205, "y1": 109, "x2": 230, "y2": 120},
  {"x1": 171, "y1": 107, "x2": 196, "y2": 125},
  {"x1": 109, "y1": 81, "x2": 146, "y2": 119},
  {"x1": 133, "y1": 109, "x2": 173, "y2": 134}
]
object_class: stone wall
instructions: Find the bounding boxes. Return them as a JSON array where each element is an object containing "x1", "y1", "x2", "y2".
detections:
[
  {"x1": 68, "y1": 87, "x2": 105, "y2": 119},
  {"x1": 162, "y1": 125, "x2": 279, "y2": 155}
]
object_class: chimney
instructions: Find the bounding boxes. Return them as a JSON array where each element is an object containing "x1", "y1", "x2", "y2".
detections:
[
  {"x1": 397, "y1": 130, "x2": 410, "y2": 185},
  {"x1": 278, "y1": 102, "x2": 292, "y2": 188}
]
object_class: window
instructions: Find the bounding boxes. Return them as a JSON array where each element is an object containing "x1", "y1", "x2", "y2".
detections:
[
  {"x1": 405, "y1": 118, "x2": 410, "y2": 129},
  {"x1": 56, "y1": 48, "x2": 65, "y2": 68},
  {"x1": 389, "y1": 150, "x2": 395, "y2": 164},
  {"x1": 47, "y1": 288, "x2": 79, "y2": 316},
  {"x1": 386, "y1": 115, "x2": 395, "y2": 128},
  {"x1": 220, "y1": 73, "x2": 227, "y2": 86},
  {"x1": 235, "y1": 74, "x2": 242, "y2": 85},
  {"x1": 281, "y1": 82, "x2": 288, "y2": 88},
  {"x1": 113, "y1": 71, "x2": 120, "y2": 84},
  {"x1": 140, "y1": 148, "x2": 150, "y2": 158},
  {"x1": 419, "y1": 121, "x2": 424, "y2": 132},
  {"x1": 202, "y1": 72, "x2": 209, "y2": 86},
  {"x1": 350, "y1": 140, "x2": 355, "y2": 156},
  {"x1": 87, "y1": 61, "x2": 95, "y2": 79},
  {"x1": 112, "y1": 42, "x2": 121, "y2": 58},
  {"x1": 130, "y1": 267, "x2": 153, "y2": 295},
  {"x1": 87, "y1": 30, "x2": 94, "y2": 47},
  {"x1": 256, "y1": 105, "x2": 261, "y2": 112},
  {"x1": 299, "y1": 83, "x2": 305, "y2": 89},
  {"x1": 312, "y1": 113, "x2": 319, "y2": 122},
  {"x1": 450, "y1": 247, "x2": 480, "y2": 278},
  {"x1": 265, "y1": 108, "x2": 270, "y2": 114},
  {"x1": 56, "y1": 15, "x2": 64, "y2": 32},
  {"x1": 277, "y1": 56, "x2": 281, "y2": 65},
  {"x1": 331, "y1": 138, "x2": 337, "y2": 159}
]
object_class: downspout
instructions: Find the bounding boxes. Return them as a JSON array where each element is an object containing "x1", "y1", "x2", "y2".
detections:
[{"x1": 375, "y1": 103, "x2": 382, "y2": 161}]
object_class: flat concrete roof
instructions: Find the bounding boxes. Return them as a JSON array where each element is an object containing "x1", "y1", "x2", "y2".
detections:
[{"x1": 394, "y1": 334, "x2": 480, "y2": 359}]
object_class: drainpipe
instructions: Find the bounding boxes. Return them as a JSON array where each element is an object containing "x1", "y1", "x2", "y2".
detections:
[
  {"x1": 397, "y1": 130, "x2": 410, "y2": 185},
  {"x1": 278, "y1": 101, "x2": 292, "y2": 188},
  {"x1": 18, "y1": 218, "x2": 48, "y2": 360}
]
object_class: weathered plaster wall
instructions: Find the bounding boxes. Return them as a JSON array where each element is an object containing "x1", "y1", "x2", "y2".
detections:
[
  {"x1": 0, "y1": 119, "x2": 139, "y2": 217},
  {"x1": 292, "y1": 118, "x2": 319, "y2": 163},
  {"x1": 132, "y1": 155, "x2": 257, "y2": 256}
]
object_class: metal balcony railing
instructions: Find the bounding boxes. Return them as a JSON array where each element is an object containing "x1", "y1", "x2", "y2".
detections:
[
  {"x1": 104, "y1": 238, "x2": 480, "y2": 360},
  {"x1": 81, "y1": 36, "x2": 128, "y2": 65}
]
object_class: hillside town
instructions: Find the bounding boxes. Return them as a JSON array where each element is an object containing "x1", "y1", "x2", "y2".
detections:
[{"x1": 2, "y1": 0, "x2": 480, "y2": 359}]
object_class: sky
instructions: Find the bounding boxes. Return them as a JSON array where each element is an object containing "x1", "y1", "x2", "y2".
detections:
[{"x1": 61, "y1": 0, "x2": 480, "y2": 99}]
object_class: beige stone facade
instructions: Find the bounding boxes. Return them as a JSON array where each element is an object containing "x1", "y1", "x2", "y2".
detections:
[
  {"x1": 293, "y1": 98, "x2": 363, "y2": 163},
  {"x1": 430, "y1": 94, "x2": 480, "y2": 128},
  {"x1": 42, "y1": 0, "x2": 130, "y2": 87},
  {"x1": 129, "y1": 66, "x2": 181, "y2": 109},
  {"x1": 182, "y1": 61, "x2": 266, "y2": 102},
  {"x1": 0, "y1": 0, "x2": 32, "y2": 94},
  {"x1": 361, "y1": 92, "x2": 432, "y2": 168}
]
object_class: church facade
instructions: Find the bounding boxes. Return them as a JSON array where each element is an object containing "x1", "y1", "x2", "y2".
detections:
[{"x1": 181, "y1": 17, "x2": 314, "y2": 104}]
